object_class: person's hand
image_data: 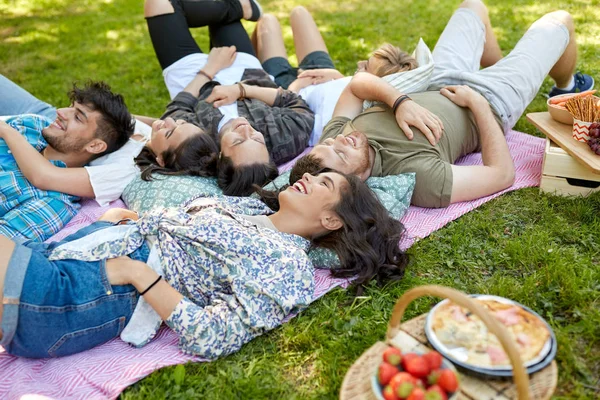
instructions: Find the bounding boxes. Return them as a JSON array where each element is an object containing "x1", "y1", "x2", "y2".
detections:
[
  {"x1": 98, "y1": 208, "x2": 139, "y2": 223},
  {"x1": 203, "y1": 46, "x2": 237, "y2": 77},
  {"x1": 395, "y1": 99, "x2": 444, "y2": 145},
  {"x1": 298, "y1": 68, "x2": 345, "y2": 85},
  {"x1": 205, "y1": 84, "x2": 242, "y2": 107},
  {"x1": 288, "y1": 76, "x2": 316, "y2": 93},
  {"x1": 440, "y1": 85, "x2": 487, "y2": 109},
  {"x1": 0, "y1": 120, "x2": 14, "y2": 139}
]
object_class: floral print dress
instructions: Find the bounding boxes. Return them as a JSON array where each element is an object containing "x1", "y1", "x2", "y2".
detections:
[{"x1": 49, "y1": 197, "x2": 315, "y2": 359}]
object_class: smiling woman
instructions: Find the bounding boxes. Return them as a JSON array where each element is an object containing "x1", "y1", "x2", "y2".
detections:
[{"x1": 0, "y1": 171, "x2": 407, "y2": 359}]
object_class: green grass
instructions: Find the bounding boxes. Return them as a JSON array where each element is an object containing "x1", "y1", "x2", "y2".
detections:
[{"x1": 1, "y1": 0, "x2": 599, "y2": 398}]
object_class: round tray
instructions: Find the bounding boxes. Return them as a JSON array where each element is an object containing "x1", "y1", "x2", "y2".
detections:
[{"x1": 424, "y1": 295, "x2": 557, "y2": 378}]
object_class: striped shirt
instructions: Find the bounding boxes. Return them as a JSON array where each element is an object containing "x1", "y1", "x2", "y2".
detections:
[{"x1": 0, "y1": 115, "x2": 79, "y2": 241}]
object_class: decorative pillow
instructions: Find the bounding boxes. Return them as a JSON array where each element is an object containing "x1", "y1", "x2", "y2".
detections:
[
  {"x1": 262, "y1": 170, "x2": 416, "y2": 269},
  {"x1": 363, "y1": 38, "x2": 435, "y2": 110},
  {"x1": 122, "y1": 174, "x2": 223, "y2": 214}
]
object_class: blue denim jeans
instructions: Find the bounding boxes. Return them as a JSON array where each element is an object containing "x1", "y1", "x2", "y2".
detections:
[
  {"x1": 1, "y1": 221, "x2": 150, "y2": 358},
  {"x1": 0, "y1": 74, "x2": 57, "y2": 120}
]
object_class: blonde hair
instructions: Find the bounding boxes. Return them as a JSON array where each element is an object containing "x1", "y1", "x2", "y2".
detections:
[{"x1": 370, "y1": 43, "x2": 417, "y2": 77}]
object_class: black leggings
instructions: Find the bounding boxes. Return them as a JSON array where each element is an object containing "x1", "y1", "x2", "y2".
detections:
[{"x1": 146, "y1": 0, "x2": 256, "y2": 70}]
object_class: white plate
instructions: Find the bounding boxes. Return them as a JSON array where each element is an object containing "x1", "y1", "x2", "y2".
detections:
[{"x1": 425, "y1": 295, "x2": 552, "y2": 371}]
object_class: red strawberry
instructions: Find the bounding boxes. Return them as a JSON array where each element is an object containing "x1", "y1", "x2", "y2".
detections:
[
  {"x1": 397, "y1": 382, "x2": 415, "y2": 399},
  {"x1": 437, "y1": 369, "x2": 459, "y2": 393},
  {"x1": 422, "y1": 351, "x2": 443, "y2": 370},
  {"x1": 383, "y1": 384, "x2": 400, "y2": 400},
  {"x1": 404, "y1": 356, "x2": 430, "y2": 379},
  {"x1": 389, "y1": 372, "x2": 416, "y2": 393},
  {"x1": 379, "y1": 362, "x2": 399, "y2": 385},
  {"x1": 427, "y1": 369, "x2": 442, "y2": 386},
  {"x1": 425, "y1": 385, "x2": 448, "y2": 400},
  {"x1": 407, "y1": 387, "x2": 426, "y2": 400},
  {"x1": 383, "y1": 347, "x2": 403, "y2": 366},
  {"x1": 401, "y1": 353, "x2": 419, "y2": 370}
]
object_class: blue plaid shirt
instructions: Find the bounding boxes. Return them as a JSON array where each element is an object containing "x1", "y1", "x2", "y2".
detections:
[{"x1": 0, "y1": 115, "x2": 79, "y2": 241}]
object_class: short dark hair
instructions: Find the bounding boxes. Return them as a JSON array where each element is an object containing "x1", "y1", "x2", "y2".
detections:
[
  {"x1": 255, "y1": 171, "x2": 408, "y2": 292},
  {"x1": 289, "y1": 153, "x2": 325, "y2": 184},
  {"x1": 135, "y1": 131, "x2": 219, "y2": 180},
  {"x1": 68, "y1": 81, "x2": 134, "y2": 158},
  {"x1": 217, "y1": 155, "x2": 279, "y2": 196}
]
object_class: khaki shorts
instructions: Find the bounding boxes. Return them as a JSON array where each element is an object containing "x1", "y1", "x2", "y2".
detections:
[{"x1": 428, "y1": 8, "x2": 570, "y2": 132}]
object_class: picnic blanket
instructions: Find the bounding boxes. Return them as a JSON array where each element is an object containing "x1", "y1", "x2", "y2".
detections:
[{"x1": 0, "y1": 130, "x2": 544, "y2": 400}]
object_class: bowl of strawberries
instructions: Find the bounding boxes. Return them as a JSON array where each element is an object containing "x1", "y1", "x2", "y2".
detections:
[{"x1": 372, "y1": 346, "x2": 459, "y2": 400}]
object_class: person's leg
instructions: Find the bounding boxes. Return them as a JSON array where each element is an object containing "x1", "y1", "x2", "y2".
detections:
[
  {"x1": 177, "y1": 0, "x2": 255, "y2": 27},
  {"x1": 460, "y1": 0, "x2": 502, "y2": 67},
  {"x1": 0, "y1": 74, "x2": 56, "y2": 120},
  {"x1": 475, "y1": 10, "x2": 578, "y2": 130},
  {"x1": 254, "y1": 14, "x2": 298, "y2": 89},
  {"x1": 545, "y1": 11, "x2": 577, "y2": 88},
  {"x1": 290, "y1": 6, "x2": 329, "y2": 64},
  {"x1": 209, "y1": 20, "x2": 256, "y2": 56},
  {"x1": 254, "y1": 14, "x2": 287, "y2": 63},
  {"x1": 145, "y1": 0, "x2": 203, "y2": 70}
]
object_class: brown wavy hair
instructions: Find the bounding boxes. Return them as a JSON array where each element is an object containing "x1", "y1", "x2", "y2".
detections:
[{"x1": 256, "y1": 171, "x2": 408, "y2": 292}]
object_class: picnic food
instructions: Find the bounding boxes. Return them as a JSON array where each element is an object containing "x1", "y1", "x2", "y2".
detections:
[
  {"x1": 431, "y1": 299, "x2": 551, "y2": 368},
  {"x1": 384, "y1": 347, "x2": 403, "y2": 366},
  {"x1": 548, "y1": 89, "x2": 596, "y2": 107},
  {"x1": 587, "y1": 122, "x2": 600, "y2": 155},
  {"x1": 565, "y1": 95, "x2": 600, "y2": 122},
  {"x1": 374, "y1": 347, "x2": 459, "y2": 400}
]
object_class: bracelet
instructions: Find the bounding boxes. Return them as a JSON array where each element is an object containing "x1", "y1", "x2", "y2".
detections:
[
  {"x1": 197, "y1": 70, "x2": 213, "y2": 81},
  {"x1": 140, "y1": 275, "x2": 162, "y2": 296},
  {"x1": 392, "y1": 94, "x2": 412, "y2": 114},
  {"x1": 237, "y1": 82, "x2": 246, "y2": 100}
]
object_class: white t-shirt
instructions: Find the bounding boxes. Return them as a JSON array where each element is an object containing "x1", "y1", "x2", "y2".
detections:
[
  {"x1": 163, "y1": 52, "x2": 264, "y2": 99},
  {"x1": 85, "y1": 119, "x2": 151, "y2": 206},
  {"x1": 163, "y1": 52, "x2": 270, "y2": 135},
  {"x1": 298, "y1": 77, "x2": 352, "y2": 145}
]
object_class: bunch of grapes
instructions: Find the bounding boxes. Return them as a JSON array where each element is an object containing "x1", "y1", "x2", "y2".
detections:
[{"x1": 588, "y1": 122, "x2": 600, "y2": 155}]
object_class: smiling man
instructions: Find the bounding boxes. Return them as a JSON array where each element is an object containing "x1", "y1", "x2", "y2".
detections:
[
  {"x1": 0, "y1": 80, "x2": 134, "y2": 241},
  {"x1": 292, "y1": 1, "x2": 593, "y2": 208}
]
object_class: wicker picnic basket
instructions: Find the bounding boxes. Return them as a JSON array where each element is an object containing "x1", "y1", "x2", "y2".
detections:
[{"x1": 339, "y1": 285, "x2": 558, "y2": 400}]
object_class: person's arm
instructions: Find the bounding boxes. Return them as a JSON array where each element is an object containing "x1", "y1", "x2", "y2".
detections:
[
  {"x1": 133, "y1": 114, "x2": 158, "y2": 127},
  {"x1": 183, "y1": 46, "x2": 237, "y2": 97},
  {"x1": 441, "y1": 85, "x2": 515, "y2": 203},
  {"x1": 204, "y1": 83, "x2": 280, "y2": 107},
  {"x1": 0, "y1": 196, "x2": 78, "y2": 241},
  {"x1": 297, "y1": 68, "x2": 345, "y2": 85},
  {"x1": 105, "y1": 259, "x2": 277, "y2": 359},
  {"x1": 333, "y1": 72, "x2": 444, "y2": 145},
  {"x1": 0, "y1": 120, "x2": 95, "y2": 197}
]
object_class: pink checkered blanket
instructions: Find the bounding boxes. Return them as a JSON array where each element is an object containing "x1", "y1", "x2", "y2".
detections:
[{"x1": 0, "y1": 130, "x2": 544, "y2": 400}]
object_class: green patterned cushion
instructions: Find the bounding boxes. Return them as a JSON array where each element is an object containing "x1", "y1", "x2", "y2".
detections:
[
  {"x1": 122, "y1": 174, "x2": 223, "y2": 214},
  {"x1": 263, "y1": 170, "x2": 416, "y2": 269}
]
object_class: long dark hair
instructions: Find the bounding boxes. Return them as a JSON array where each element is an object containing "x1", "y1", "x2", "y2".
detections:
[
  {"x1": 135, "y1": 133, "x2": 219, "y2": 181},
  {"x1": 217, "y1": 155, "x2": 279, "y2": 196},
  {"x1": 256, "y1": 171, "x2": 408, "y2": 290}
]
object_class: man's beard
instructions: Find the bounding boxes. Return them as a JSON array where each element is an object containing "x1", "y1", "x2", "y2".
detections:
[
  {"x1": 351, "y1": 132, "x2": 371, "y2": 176},
  {"x1": 42, "y1": 129, "x2": 88, "y2": 154}
]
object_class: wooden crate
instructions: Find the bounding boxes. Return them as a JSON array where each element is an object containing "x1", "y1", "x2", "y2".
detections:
[{"x1": 541, "y1": 138, "x2": 600, "y2": 196}]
